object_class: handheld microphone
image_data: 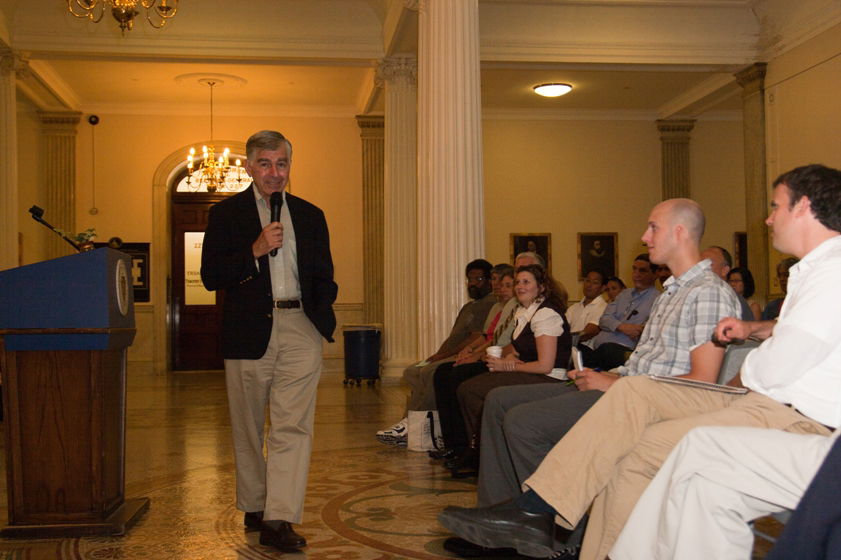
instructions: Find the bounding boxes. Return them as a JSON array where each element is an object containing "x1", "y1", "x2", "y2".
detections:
[{"x1": 269, "y1": 192, "x2": 283, "y2": 257}]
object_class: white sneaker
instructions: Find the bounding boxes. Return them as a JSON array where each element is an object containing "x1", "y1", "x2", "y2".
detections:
[{"x1": 376, "y1": 417, "x2": 408, "y2": 446}]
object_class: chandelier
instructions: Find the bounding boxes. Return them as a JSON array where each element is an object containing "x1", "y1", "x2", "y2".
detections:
[
  {"x1": 185, "y1": 80, "x2": 248, "y2": 193},
  {"x1": 67, "y1": 0, "x2": 178, "y2": 34}
]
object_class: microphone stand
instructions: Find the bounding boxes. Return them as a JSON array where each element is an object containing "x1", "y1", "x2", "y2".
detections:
[{"x1": 28, "y1": 206, "x2": 82, "y2": 252}]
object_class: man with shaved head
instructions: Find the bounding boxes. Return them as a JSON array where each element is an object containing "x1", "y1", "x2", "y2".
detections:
[{"x1": 439, "y1": 198, "x2": 740, "y2": 559}]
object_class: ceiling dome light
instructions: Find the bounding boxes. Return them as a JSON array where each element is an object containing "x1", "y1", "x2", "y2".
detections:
[{"x1": 533, "y1": 83, "x2": 573, "y2": 97}]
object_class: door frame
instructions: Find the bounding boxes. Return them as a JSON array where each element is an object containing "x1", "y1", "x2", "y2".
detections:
[{"x1": 151, "y1": 140, "x2": 247, "y2": 374}]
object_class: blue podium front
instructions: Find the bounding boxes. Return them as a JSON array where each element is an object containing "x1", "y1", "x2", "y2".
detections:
[{"x1": 0, "y1": 249, "x2": 148, "y2": 537}]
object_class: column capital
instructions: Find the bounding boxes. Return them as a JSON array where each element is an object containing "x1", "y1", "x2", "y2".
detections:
[
  {"x1": 356, "y1": 115, "x2": 384, "y2": 139},
  {"x1": 38, "y1": 110, "x2": 83, "y2": 135},
  {"x1": 656, "y1": 119, "x2": 696, "y2": 142},
  {"x1": 734, "y1": 63, "x2": 767, "y2": 96},
  {"x1": 375, "y1": 56, "x2": 418, "y2": 88},
  {"x1": 0, "y1": 49, "x2": 31, "y2": 80}
]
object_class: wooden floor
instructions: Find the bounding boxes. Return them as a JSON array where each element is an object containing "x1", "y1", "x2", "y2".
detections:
[{"x1": 0, "y1": 364, "x2": 780, "y2": 559}]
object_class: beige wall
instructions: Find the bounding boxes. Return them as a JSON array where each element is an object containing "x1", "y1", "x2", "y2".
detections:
[
  {"x1": 482, "y1": 116, "x2": 745, "y2": 299},
  {"x1": 764, "y1": 21, "x2": 841, "y2": 293},
  {"x1": 690, "y1": 119, "x2": 746, "y2": 257}
]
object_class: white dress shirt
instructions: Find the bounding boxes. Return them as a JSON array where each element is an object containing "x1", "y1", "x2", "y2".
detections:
[
  {"x1": 255, "y1": 189, "x2": 302, "y2": 301},
  {"x1": 741, "y1": 234, "x2": 841, "y2": 428}
]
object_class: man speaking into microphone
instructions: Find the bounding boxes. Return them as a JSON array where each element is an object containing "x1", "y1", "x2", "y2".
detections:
[{"x1": 201, "y1": 130, "x2": 337, "y2": 552}]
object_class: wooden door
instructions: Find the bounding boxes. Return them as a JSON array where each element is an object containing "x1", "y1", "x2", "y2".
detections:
[{"x1": 170, "y1": 193, "x2": 227, "y2": 370}]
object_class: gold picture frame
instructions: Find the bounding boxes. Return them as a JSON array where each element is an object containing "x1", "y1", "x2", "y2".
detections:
[
  {"x1": 510, "y1": 233, "x2": 551, "y2": 271},
  {"x1": 577, "y1": 232, "x2": 617, "y2": 279}
]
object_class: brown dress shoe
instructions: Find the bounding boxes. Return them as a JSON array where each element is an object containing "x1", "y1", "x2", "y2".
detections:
[
  {"x1": 244, "y1": 511, "x2": 264, "y2": 529},
  {"x1": 259, "y1": 521, "x2": 307, "y2": 551}
]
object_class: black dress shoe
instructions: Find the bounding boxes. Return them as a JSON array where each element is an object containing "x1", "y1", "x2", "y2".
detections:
[
  {"x1": 259, "y1": 521, "x2": 307, "y2": 551},
  {"x1": 442, "y1": 536, "x2": 517, "y2": 557},
  {"x1": 447, "y1": 447, "x2": 480, "y2": 478},
  {"x1": 429, "y1": 448, "x2": 459, "y2": 460},
  {"x1": 445, "y1": 448, "x2": 478, "y2": 470},
  {"x1": 438, "y1": 500, "x2": 556, "y2": 559},
  {"x1": 244, "y1": 511, "x2": 263, "y2": 529}
]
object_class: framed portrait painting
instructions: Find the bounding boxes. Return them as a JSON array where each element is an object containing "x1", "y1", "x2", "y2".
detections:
[
  {"x1": 510, "y1": 233, "x2": 551, "y2": 271},
  {"x1": 578, "y1": 232, "x2": 617, "y2": 279}
]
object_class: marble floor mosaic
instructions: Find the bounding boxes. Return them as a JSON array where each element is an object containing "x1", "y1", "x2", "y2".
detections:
[{"x1": 0, "y1": 366, "x2": 780, "y2": 559}]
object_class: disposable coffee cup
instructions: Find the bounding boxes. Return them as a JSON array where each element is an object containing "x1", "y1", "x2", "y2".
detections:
[{"x1": 486, "y1": 346, "x2": 503, "y2": 358}]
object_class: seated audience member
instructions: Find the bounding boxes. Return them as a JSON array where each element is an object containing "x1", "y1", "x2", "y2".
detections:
[
  {"x1": 727, "y1": 266, "x2": 761, "y2": 320},
  {"x1": 566, "y1": 270, "x2": 608, "y2": 344},
  {"x1": 580, "y1": 254, "x2": 659, "y2": 370},
  {"x1": 655, "y1": 263, "x2": 671, "y2": 289},
  {"x1": 454, "y1": 263, "x2": 515, "y2": 363},
  {"x1": 611, "y1": 426, "x2": 841, "y2": 560},
  {"x1": 430, "y1": 254, "x2": 544, "y2": 456},
  {"x1": 762, "y1": 256, "x2": 799, "y2": 320},
  {"x1": 438, "y1": 164, "x2": 841, "y2": 560},
  {"x1": 443, "y1": 264, "x2": 572, "y2": 476},
  {"x1": 376, "y1": 259, "x2": 495, "y2": 445},
  {"x1": 603, "y1": 276, "x2": 625, "y2": 303},
  {"x1": 701, "y1": 245, "x2": 755, "y2": 321},
  {"x1": 432, "y1": 266, "x2": 517, "y2": 460},
  {"x1": 439, "y1": 199, "x2": 738, "y2": 558}
]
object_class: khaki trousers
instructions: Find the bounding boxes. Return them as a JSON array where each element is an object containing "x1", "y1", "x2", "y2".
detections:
[
  {"x1": 524, "y1": 376, "x2": 831, "y2": 560},
  {"x1": 402, "y1": 357, "x2": 455, "y2": 412},
  {"x1": 224, "y1": 307, "x2": 323, "y2": 524}
]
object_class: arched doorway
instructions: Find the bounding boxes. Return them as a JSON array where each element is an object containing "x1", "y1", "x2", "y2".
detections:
[{"x1": 151, "y1": 141, "x2": 248, "y2": 373}]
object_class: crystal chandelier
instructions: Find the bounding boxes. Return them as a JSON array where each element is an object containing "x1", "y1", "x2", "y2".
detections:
[
  {"x1": 67, "y1": 0, "x2": 178, "y2": 35},
  {"x1": 185, "y1": 80, "x2": 248, "y2": 193}
]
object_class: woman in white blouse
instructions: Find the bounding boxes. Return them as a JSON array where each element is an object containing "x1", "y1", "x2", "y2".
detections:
[{"x1": 445, "y1": 264, "x2": 572, "y2": 475}]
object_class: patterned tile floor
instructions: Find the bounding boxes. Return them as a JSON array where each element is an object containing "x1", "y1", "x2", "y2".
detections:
[{"x1": 0, "y1": 365, "x2": 780, "y2": 559}]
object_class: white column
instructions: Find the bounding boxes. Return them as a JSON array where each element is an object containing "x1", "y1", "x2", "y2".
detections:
[
  {"x1": 39, "y1": 111, "x2": 82, "y2": 259},
  {"x1": 0, "y1": 50, "x2": 26, "y2": 271},
  {"x1": 377, "y1": 56, "x2": 419, "y2": 376},
  {"x1": 417, "y1": 0, "x2": 485, "y2": 356}
]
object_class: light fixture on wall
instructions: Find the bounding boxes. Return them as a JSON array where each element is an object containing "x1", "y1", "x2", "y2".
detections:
[
  {"x1": 185, "y1": 80, "x2": 247, "y2": 193},
  {"x1": 67, "y1": 0, "x2": 178, "y2": 35},
  {"x1": 533, "y1": 83, "x2": 573, "y2": 97}
]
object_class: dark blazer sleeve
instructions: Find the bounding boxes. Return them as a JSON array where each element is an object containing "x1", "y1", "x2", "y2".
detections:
[
  {"x1": 200, "y1": 187, "x2": 274, "y2": 359},
  {"x1": 288, "y1": 194, "x2": 338, "y2": 342}
]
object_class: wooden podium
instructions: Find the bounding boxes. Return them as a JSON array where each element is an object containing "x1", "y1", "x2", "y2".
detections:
[{"x1": 0, "y1": 249, "x2": 149, "y2": 537}]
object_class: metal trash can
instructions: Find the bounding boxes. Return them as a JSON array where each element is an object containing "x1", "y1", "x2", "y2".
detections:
[{"x1": 342, "y1": 324, "x2": 381, "y2": 386}]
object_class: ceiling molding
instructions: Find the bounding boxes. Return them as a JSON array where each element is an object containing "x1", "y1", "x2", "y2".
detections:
[
  {"x1": 79, "y1": 102, "x2": 361, "y2": 119},
  {"x1": 759, "y1": 3, "x2": 841, "y2": 60},
  {"x1": 481, "y1": 40, "x2": 759, "y2": 65},
  {"x1": 26, "y1": 59, "x2": 80, "y2": 110},
  {"x1": 657, "y1": 72, "x2": 737, "y2": 118},
  {"x1": 482, "y1": 107, "x2": 659, "y2": 121},
  {"x1": 11, "y1": 32, "x2": 385, "y2": 63},
  {"x1": 480, "y1": 0, "x2": 750, "y2": 6}
]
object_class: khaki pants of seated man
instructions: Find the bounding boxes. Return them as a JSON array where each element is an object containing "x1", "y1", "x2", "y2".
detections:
[
  {"x1": 402, "y1": 358, "x2": 455, "y2": 412},
  {"x1": 225, "y1": 307, "x2": 323, "y2": 524},
  {"x1": 524, "y1": 376, "x2": 831, "y2": 560}
]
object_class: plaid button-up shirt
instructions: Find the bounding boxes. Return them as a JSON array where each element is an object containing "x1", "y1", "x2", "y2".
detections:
[{"x1": 618, "y1": 259, "x2": 740, "y2": 377}]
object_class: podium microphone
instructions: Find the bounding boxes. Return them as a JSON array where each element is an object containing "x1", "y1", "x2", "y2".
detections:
[
  {"x1": 28, "y1": 205, "x2": 81, "y2": 251},
  {"x1": 269, "y1": 192, "x2": 282, "y2": 257}
]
